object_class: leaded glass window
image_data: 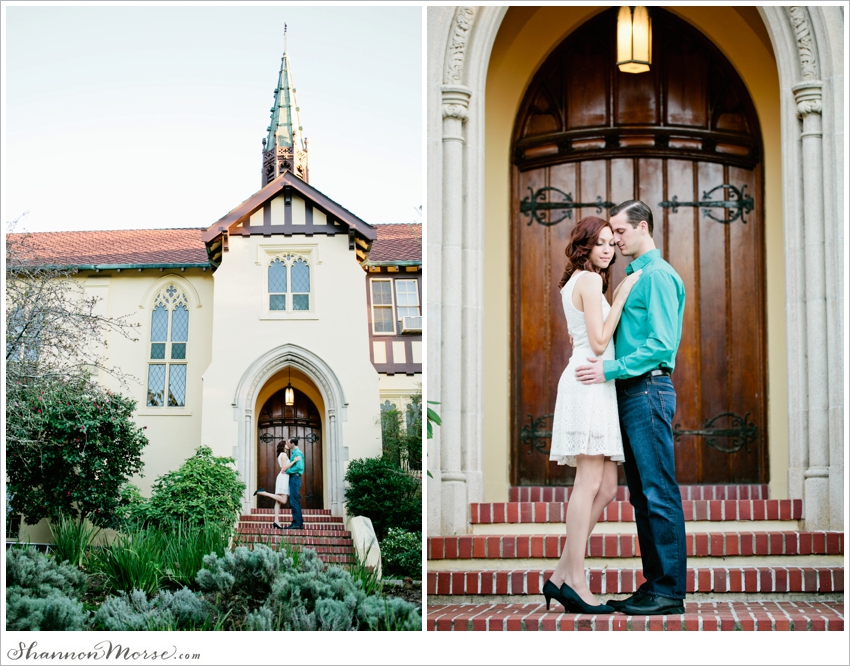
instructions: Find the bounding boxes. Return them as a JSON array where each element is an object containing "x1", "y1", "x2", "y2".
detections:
[
  {"x1": 146, "y1": 285, "x2": 189, "y2": 408},
  {"x1": 267, "y1": 254, "x2": 312, "y2": 312}
]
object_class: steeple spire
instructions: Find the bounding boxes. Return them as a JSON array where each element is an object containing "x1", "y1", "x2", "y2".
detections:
[{"x1": 262, "y1": 24, "x2": 308, "y2": 185}]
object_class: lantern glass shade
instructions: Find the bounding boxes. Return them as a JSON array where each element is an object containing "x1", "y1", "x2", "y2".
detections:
[
  {"x1": 617, "y1": 6, "x2": 652, "y2": 74},
  {"x1": 285, "y1": 385, "x2": 295, "y2": 406}
]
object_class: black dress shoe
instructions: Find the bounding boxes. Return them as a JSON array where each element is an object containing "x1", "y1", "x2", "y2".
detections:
[
  {"x1": 560, "y1": 583, "x2": 614, "y2": 614},
  {"x1": 606, "y1": 589, "x2": 648, "y2": 612},
  {"x1": 621, "y1": 594, "x2": 684, "y2": 615},
  {"x1": 542, "y1": 579, "x2": 577, "y2": 612}
]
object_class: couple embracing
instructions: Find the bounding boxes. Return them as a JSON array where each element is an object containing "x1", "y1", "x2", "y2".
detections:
[
  {"x1": 543, "y1": 200, "x2": 687, "y2": 616},
  {"x1": 255, "y1": 437, "x2": 304, "y2": 531}
]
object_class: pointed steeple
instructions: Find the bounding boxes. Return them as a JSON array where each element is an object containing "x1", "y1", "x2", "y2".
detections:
[{"x1": 262, "y1": 25, "x2": 309, "y2": 185}]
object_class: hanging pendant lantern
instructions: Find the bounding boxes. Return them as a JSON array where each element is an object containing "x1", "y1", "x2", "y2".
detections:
[
  {"x1": 285, "y1": 366, "x2": 295, "y2": 406},
  {"x1": 617, "y1": 6, "x2": 652, "y2": 74}
]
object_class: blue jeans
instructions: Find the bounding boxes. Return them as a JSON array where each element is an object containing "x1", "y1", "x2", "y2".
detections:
[
  {"x1": 616, "y1": 373, "x2": 687, "y2": 599},
  {"x1": 288, "y1": 475, "x2": 303, "y2": 528}
]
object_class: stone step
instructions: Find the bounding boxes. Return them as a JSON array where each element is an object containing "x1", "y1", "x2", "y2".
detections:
[
  {"x1": 428, "y1": 566, "x2": 845, "y2": 598},
  {"x1": 471, "y1": 499, "x2": 803, "y2": 524},
  {"x1": 510, "y1": 484, "x2": 769, "y2": 502},
  {"x1": 429, "y1": 531, "x2": 843, "y2": 561},
  {"x1": 428, "y1": 601, "x2": 844, "y2": 631}
]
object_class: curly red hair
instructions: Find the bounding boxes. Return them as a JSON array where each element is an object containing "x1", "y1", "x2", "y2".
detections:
[{"x1": 557, "y1": 216, "x2": 616, "y2": 292}]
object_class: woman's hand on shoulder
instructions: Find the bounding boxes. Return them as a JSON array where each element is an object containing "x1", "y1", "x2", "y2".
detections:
[{"x1": 614, "y1": 269, "x2": 642, "y2": 303}]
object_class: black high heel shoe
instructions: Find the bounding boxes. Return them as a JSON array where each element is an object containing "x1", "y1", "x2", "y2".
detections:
[
  {"x1": 560, "y1": 582, "x2": 614, "y2": 614},
  {"x1": 253, "y1": 488, "x2": 266, "y2": 496},
  {"x1": 542, "y1": 579, "x2": 577, "y2": 612}
]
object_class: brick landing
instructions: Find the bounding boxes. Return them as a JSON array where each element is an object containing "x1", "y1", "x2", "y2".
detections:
[{"x1": 428, "y1": 601, "x2": 845, "y2": 631}]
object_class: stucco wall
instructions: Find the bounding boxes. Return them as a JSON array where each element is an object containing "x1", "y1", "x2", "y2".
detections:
[{"x1": 482, "y1": 6, "x2": 787, "y2": 503}]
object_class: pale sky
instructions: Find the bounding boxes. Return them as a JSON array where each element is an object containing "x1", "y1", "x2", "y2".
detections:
[{"x1": 2, "y1": 5, "x2": 422, "y2": 233}]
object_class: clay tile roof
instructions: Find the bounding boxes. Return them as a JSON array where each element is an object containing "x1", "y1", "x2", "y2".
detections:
[
  {"x1": 6, "y1": 228, "x2": 209, "y2": 268},
  {"x1": 368, "y1": 223, "x2": 422, "y2": 263}
]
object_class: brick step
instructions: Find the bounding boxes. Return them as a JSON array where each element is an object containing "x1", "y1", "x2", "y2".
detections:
[
  {"x1": 511, "y1": 484, "x2": 769, "y2": 502},
  {"x1": 236, "y1": 534, "x2": 354, "y2": 548},
  {"x1": 471, "y1": 499, "x2": 802, "y2": 524},
  {"x1": 241, "y1": 513, "x2": 344, "y2": 523},
  {"x1": 428, "y1": 566, "x2": 844, "y2": 597},
  {"x1": 233, "y1": 537, "x2": 355, "y2": 556},
  {"x1": 238, "y1": 521, "x2": 346, "y2": 531},
  {"x1": 429, "y1": 532, "x2": 844, "y2": 561},
  {"x1": 250, "y1": 508, "x2": 333, "y2": 515},
  {"x1": 427, "y1": 601, "x2": 844, "y2": 631},
  {"x1": 236, "y1": 523, "x2": 342, "y2": 539}
]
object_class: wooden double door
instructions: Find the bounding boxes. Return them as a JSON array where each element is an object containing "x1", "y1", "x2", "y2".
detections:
[
  {"x1": 257, "y1": 387, "x2": 323, "y2": 509},
  {"x1": 511, "y1": 8, "x2": 768, "y2": 486}
]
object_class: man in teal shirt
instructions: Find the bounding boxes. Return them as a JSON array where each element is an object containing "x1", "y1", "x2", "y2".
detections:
[
  {"x1": 576, "y1": 200, "x2": 687, "y2": 615},
  {"x1": 284, "y1": 437, "x2": 305, "y2": 530}
]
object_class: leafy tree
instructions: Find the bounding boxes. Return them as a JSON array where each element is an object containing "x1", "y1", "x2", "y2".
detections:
[
  {"x1": 6, "y1": 381, "x2": 147, "y2": 528},
  {"x1": 5, "y1": 221, "x2": 145, "y2": 527},
  {"x1": 380, "y1": 394, "x2": 422, "y2": 471}
]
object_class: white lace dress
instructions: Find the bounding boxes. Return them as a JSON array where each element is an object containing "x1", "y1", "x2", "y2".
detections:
[{"x1": 549, "y1": 271, "x2": 625, "y2": 466}]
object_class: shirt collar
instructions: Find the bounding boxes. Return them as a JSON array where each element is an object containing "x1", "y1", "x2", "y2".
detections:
[{"x1": 625, "y1": 248, "x2": 660, "y2": 275}]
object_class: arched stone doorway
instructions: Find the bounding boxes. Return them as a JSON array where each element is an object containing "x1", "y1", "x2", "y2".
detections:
[
  {"x1": 511, "y1": 8, "x2": 767, "y2": 486},
  {"x1": 232, "y1": 344, "x2": 348, "y2": 517},
  {"x1": 257, "y1": 386, "x2": 323, "y2": 510}
]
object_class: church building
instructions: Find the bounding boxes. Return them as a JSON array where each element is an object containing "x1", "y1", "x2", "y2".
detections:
[{"x1": 12, "y1": 43, "x2": 422, "y2": 541}]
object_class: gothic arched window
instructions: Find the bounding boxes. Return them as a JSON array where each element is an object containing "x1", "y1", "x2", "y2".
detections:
[
  {"x1": 267, "y1": 254, "x2": 311, "y2": 312},
  {"x1": 146, "y1": 285, "x2": 189, "y2": 408}
]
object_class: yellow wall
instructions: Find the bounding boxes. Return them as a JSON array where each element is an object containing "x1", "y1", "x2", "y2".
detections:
[{"x1": 483, "y1": 6, "x2": 787, "y2": 501}]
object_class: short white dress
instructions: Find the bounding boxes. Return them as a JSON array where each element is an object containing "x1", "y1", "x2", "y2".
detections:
[
  {"x1": 275, "y1": 452, "x2": 291, "y2": 495},
  {"x1": 549, "y1": 271, "x2": 625, "y2": 467}
]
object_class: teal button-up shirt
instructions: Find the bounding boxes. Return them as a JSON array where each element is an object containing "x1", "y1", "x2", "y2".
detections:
[
  {"x1": 288, "y1": 448, "x2": 304, "y2": 475},
  {"x1": 602, "y1": 249, "x2": 685, "y2": 381}
]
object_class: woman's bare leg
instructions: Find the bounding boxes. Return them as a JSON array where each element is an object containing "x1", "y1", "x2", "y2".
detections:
[
  {"x1": 584, "y1": 459, "x2": 619, "y2": 541},
  {"x1": 256, "y1": 491, "x2": 288, "y2": 504},
  {"x1": 549, "y1": 455, "x2": 605, "y2": 605}
]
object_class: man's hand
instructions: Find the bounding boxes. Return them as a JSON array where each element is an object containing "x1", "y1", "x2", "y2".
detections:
[{"x1": 575, "y1": 357, "x2": 606, "y2": 384}]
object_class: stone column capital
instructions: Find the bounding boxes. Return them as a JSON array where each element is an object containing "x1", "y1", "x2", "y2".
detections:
[
  {"x1": 792, "y1": 81, "x2": 823, "y2": 118},
  {"x1": 441, "y1": 85, "x2": 472, "y2": 121}
]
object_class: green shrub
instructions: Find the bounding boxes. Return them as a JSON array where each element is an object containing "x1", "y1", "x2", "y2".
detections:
[
  {"x1": 344, "y1": 457, "x2": 421, "y2": 539},
  {"x1": 381, "y1": 528, "x2": 422, "y2": 579},
  {"x1": 91, "y1": 588, "x2": 214, "y2": 631},
  {"x1": 357, "y1": 595, "x2": 422, "y2": 631},
  {"x1": 380, "y1": 395, "x2": 422, "y2": 470},
  {"x1": 6, "y1": 588, "x2": 89, "y2": 631},
  {"x1": 140, "y1": 446, "x2": 245, "y2": 529},
  {"x1": 49, "y1": 514, "x2": 101, "y2": 568},
  {"x1": 5, "y1": 547, "x2": 90, "y2": 631},
  {"x1": 158, "y1": 522, "x2": 232, "y2": 589},
  {"x1": 6, "y1": 546, "x2": 87, "y2": 599},
  {"x1": 6, "y1": 382, "x2": 147, "y2": 529}
]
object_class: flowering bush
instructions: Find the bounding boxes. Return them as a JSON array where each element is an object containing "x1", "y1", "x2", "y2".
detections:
[{"x1": 6, "y1": 381, "x2": 147, "y2": 529}]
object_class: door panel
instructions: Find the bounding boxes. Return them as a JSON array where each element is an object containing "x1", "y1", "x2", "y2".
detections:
[
  {"x1": 257, "y1": 388, "x2": 323, "y2": 510},
  {"x1": 511, "y1": 8, "x2": 766, "y2": 486}
]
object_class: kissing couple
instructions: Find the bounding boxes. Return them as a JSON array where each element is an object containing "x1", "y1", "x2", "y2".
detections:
[{"x1": 542, "y1": 200, "x2": 688, "y2": 616}]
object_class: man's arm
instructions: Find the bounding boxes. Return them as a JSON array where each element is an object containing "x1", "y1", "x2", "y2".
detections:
[{"x1": 600, "y1": 271, "x2": 681, "y2": 381}]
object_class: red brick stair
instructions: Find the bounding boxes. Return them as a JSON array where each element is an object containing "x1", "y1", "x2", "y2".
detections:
[
  {"x1": 236, "y1": 508, "x2": 356, "y2": 565},
  {"x1": 427, "y1": 484, "x2": 845, "y2": 631}
]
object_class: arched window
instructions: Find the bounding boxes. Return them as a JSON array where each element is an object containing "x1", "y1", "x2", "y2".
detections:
[
  {"x1": 267, "y1": 254, "x2": 311, "y2": 312},
  {"x1": 146, "y1": 285, "x2": 189, "y2": 408}
]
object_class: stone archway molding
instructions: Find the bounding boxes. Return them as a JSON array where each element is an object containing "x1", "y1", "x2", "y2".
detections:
[{"x1": 232, "y1": 343, "x2": 349, "y2": 517}]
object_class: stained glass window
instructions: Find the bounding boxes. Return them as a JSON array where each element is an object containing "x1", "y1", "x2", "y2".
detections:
[
  {"x1": 268, "y1": 258, "x2": 287, "y2": 310},
  {"x1": 267, "y1": 254, "x2": 312, "y2": 312}
]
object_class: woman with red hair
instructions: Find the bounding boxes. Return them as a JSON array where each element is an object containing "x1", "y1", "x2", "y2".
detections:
[{"x1": 543, "y1": 216, "x2": 641, "y2": 614}]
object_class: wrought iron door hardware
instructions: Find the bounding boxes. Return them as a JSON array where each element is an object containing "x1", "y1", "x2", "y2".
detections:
[
  {"x1": 673, "y1": 411, "x2": 758, "y2": 454},
  {"x1": 520, "y1": 413, "x2": 554, "y2": 454},
  {"x1": 659, "y1": 183, "x2": 753, "y2": 224},
  {"x1": 520, "y1": 187, "x2": 615, "y2": 226}
]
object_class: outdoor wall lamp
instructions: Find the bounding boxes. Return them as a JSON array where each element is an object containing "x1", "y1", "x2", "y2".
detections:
[
  {"x1": 285, "y1": 366, "x2": 295, "y2": 406},
  {"x1": 617, "y1": 6, "x2": 652, "y2": 74}
]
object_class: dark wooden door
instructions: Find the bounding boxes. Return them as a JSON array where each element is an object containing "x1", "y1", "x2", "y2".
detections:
[
  {"x1": 511, "y1": 8, "x2": 767, "y2": 486},
  {"x1": 258, "y1": 388, "x2": 323, "y2": 509}
]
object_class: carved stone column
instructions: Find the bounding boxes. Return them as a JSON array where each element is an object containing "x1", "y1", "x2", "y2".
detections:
[
  {"x1": 438, "y1": 6, "x2": 476, "y2": 536},
  {"x1": 788, "y1": 7, "x2": 829, "y2": 530}
]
